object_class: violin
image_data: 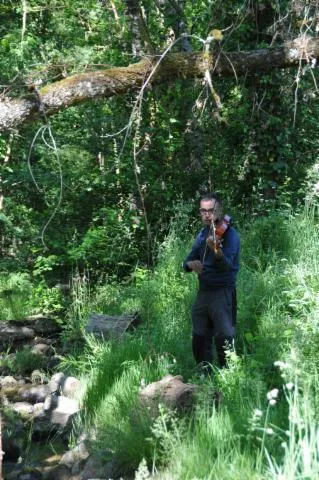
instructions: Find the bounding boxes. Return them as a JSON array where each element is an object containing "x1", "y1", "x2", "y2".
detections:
[{"x1": 206, "y1": 215, "x2": 231, "y2": 254}]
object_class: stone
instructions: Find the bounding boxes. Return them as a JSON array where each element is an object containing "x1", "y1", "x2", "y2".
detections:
[
  {"x1": 18, "y1": 384, "x2": 51, "y2": 403},
  {"x1": 62, "y1": 377, "x2": 81, "y2": 399},
  {"x1": 60, "y1": 441, "x2": 90, "y2": 468},
  {"x1": 139, "y1": 375, "x2": 197, "y2": 415},
  {"x1": 11, "y1": 401, "x2": 34, "y2": 417},
  {"x1": 45, "y1": 356, "x2": 60, "y2": 369},
  {"x1": 48, "y1": 372, "x2": 66, "y2": 394},
  {"x1": 32, "y1": 336, "x2": 53, "y2": 345},
  {"x1": 44, "y1": 464, "x2": 71, "y2": 480},
  {"x1": 3, "y1": 462, "x2": 21, "y2": 479},
  {"x1": 1, "y1": 375, "x2": 18, "y2": 388},
  {"x1": 17, "y1": 469, "x2": 42, "y2": 480},
  {"x1": 86, "y1": 312, "x2": 141, "y2": 339},
  {"x1": 31, "y1": 416, "x2": 56, "y2": 441},
  {"x1": 33, "y1": 402, "x2": 45, "y2": 417},
  {"x1": 31, "y1": 343, "x2": 53, "y2": 356},
  {"x1": 30, "y1": 370, "x2": 48, "y2": 385},
  {"x1": 50, "y1": 396, "x2": 80, "y2": 427},
  {"x1": 2, "y1": 435, "x2": 21, "y2": 462},
  {"x1": 0, "y1": 324, "x2": 35, "y2": 344},
  {"x1": 44, "y1": 393, "x2": 55, "y2": 411},
  {"x1": 81, "y1": 457, "x2": 110, "y2": 480},
  {"x1": 27, "y1": 315, "x2": 62, "y2": 336},
  {"x1": 1, "y1": 386, "x2": 19, "y2": 400}
]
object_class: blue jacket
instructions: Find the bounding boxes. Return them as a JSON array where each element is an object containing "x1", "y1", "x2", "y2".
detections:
[{"x1": 183, "y1": 225, "x2": 240, "y2": 290}]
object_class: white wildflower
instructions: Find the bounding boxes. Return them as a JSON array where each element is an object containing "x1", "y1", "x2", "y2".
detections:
[
  {"x1": 254, "y1": 409, "x2": 263, "y2": 418},
  {"x1": 274, "y1": 360, "x2": 290, "y2": 370},
  {"x1": 285, "y1": 382, "x2": 294, "y2": 391},
  {"x1": 267, "y1": 388, "x2": 279, "y2": 401},
  {"x1": 266, "y1": 428, "x2": 274, "y2": 435},
  {"x1": 269, "y1": 399, "x2": 277, "y2": 406}
]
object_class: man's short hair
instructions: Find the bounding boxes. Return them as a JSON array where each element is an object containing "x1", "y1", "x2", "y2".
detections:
[
  {"x1": 200, "y1": 192, "x2": 223, "y2": 219},
  {"x1": 200, "y1": 192, "x2": 222, "y2": 205}
]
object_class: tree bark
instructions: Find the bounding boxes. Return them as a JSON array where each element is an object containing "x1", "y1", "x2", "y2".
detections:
[
  {"x1": 125, "y1": 0, "x2": 155, "y2": 55},
  {"x1": 0, "y1": 36, "x2": 318, "y2": 131}
]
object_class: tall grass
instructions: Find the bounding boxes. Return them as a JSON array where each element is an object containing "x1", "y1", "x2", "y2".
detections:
[
  {"x1": 0, "y1": 272, "x2": 33, "y2": 320},
  {"x1": 62, "y1": 207, "x2": 319, "y2": 479}
]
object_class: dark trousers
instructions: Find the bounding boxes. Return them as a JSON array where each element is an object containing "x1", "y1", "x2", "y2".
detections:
[{"x1": 191, "y1": 287, "x2": 237, "y2": 368}]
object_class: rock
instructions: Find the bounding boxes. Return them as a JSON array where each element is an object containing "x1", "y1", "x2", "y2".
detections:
[
  {"x1": 44, "y1": 464, "x2": 71, "y2": 480},
  {"x1": 49, "y1": 396, "x2": 80, "y2": 427},
  {"x1": 30, "y1": 370, "x2": 48, "y2": 385},
  {"x1": 17, "y1": 469, "x2": 43, "y2": 479},
  {"x1": 11, "y1": 401, "x2": 34, "y2": 417},
  {"x1": 1, "y1": 385, "x2": 19, "y2": 400},
  {"x1": 45, "y1": 356, "x2": 60, "y2": 369},
  {"x1": 26, "y1": 315, "x2": 62, "y2": 336},
  {"x1": 3, "y1": 462, "x2": 21, "y2": 479},
  {"x1": 33, "y1": 402, "x2": 45, "y2": 417},
  {"x1": 139, "y1": 375, "x2": 197, "y2": 415},
  {"x1": 0, "y1": 375, "x2": 18, "y2": 388},
  {"x1": 81, "y1": 456, "x2": 110, "y2": 480},
  {"x1": 48, "y1": 372, "x2": 66, "y2": 394},
  {"x1": 60, "y1": 441, "x2": 90, "y2": 468},
  {"x1": 3, "y1": 435, "x2": 21, "y2": 462},
  {"x1": 18, "y1": 384, "x2": 51, "y2": 404},
  {"x1": 62, "y1": 377, "x2": 81, "y2": 399},
  {"x1": 31, "y1": 417, "x2": 56, "y2": 441},
  {"x1": 32, "y1": 336, "x2": 53, "y2": 345},
  {"x1": 0, "y1": 324, "x2": 35, "y2": 344},
  {"x1": 86, "y1": 312, "x2": 141, "y2": 340},
  {"x1": 31, "y1": 343, "x2": 53, "y2": 356},
  {"x1": 0, "y1": 317, "x2": 61, "y2": 350}
]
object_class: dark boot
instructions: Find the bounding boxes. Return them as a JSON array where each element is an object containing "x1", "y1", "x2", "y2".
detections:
[
  {"x1": 192, "y1": 334, "x2": 213, "y2": 376},
  {"x1": 192, "y1": 333, "x2": 206, "y2": 364},
  {"x1": 215, "y1": 336, "x2": 233, "y2": 368},
  {"x1": 204, "y1": 335, "x2": 213, "y2": 364}
]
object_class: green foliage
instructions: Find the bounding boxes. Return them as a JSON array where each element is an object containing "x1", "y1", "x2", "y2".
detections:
[
  {"x1": 13, "y1": 348, "x2": 45, "y2": 375},
  {"x1": 1, "y1": 1, "x2": 319, "y2": 475},
  {"x1": 33, "y1": 255, "x2": 59, "y2": 276},
  {"x1": 56, "y1": 208, "x2": 319, "y2": 478},
  {"x1": 1, "y1": 0, "x2": 318, "y2": 281},
  {"x1": 30, "y1": 280, "x2": 65, "y2": 315},
  {"x1": 0, "y1": 272, "x2": 33, "y2": 320}
]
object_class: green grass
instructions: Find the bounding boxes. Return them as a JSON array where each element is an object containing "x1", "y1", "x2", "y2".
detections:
[
  {"x1": 47, "y1": 208, "x2": 319, "y2": 478},
  {"x1": 0, "y1": 272, "x2": 33, "y2": 320}
]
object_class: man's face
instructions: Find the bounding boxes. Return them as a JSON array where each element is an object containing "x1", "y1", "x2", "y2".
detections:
[{"x1": 199, "y1": 199, "x2": 219, "y2": 226}]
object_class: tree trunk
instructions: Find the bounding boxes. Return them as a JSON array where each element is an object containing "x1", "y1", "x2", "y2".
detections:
[
  {"x1": 0, "y1": 36, "x2": 318, "y2": 131},
  {"x1": 125, "y1": 0, "x2": 155, "y2": 55}
]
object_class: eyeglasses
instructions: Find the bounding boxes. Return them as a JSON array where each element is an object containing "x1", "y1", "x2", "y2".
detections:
[{"x1": 199, "y1": 208, "x2": 215, "y2": 215}]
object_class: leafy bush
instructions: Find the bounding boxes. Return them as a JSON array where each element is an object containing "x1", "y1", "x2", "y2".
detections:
[
  {"x1": 60, "y1": 207, "x2": 319, "y2": 478},
  {"x1": 13, "y1": 348, "x2": 45, "y2": 375},
  {"x1": 0, "y1": 272, "x2": 33, "y2": 320}
]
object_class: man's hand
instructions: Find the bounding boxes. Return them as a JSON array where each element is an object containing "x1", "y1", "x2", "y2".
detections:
[
  {"x1": 187, "y1": 260, "x2": 203, "y2": 274},
  {"x1": 207, "y1": 235, "x2": 223, "y2": 257}
]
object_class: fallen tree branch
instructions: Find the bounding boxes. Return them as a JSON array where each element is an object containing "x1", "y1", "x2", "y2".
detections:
[{"x1": 0, "y1": 36, "x2": 318, "y2": 131}]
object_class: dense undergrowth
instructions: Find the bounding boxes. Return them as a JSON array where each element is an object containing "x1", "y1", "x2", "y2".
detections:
[{"x1": 1, "y1": 207, "x2": 319, "y2": 479}]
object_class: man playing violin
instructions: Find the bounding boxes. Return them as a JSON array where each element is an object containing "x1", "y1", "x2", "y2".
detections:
[{"x1": 183, "y1": 192, "x2": 240, "y2": 373}]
